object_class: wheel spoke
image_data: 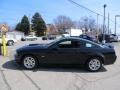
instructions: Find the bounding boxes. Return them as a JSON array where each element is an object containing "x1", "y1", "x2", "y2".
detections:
[
  {"x1": 89, "y1": 59, "x2": 101, "y2": 71},
  {"x1": 23, "y1": 57, "x2": 36, "y2": 69}
]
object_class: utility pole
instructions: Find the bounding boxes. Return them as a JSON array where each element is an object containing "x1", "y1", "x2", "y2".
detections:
[
  {"x1": 115, "y1": 15, "x2": 117, "y2": 35},
  {"x1": 96, "y1": 14, "x2": 99, "y2": 41},
  {"x1": 103, "y1": 4, "x2": 107, "y2": 43},
  {"x1": 115, "y1": 15, "x2": 120, "y2": 35},
  {"x1": 108, "y1": 13, "x2": 109, "y2": 34}
]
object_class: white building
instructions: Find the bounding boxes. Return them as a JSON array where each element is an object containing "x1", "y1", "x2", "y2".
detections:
[{"x1": 6, "y1": 31, "x2": 24, "y2": 41}]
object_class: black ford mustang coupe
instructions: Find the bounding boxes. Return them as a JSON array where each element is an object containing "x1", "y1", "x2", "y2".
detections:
[{"x1": 15, "y1": 37, "x2": 117, "y2": 72}]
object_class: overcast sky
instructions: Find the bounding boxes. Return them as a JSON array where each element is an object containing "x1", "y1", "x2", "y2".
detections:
[{"x1": 0, "y1": 0, "x2": 120, "y2": 34}]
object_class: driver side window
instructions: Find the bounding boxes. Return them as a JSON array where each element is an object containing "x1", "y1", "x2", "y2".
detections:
[
  {"x1": 57, "y1": 40, "x2": 81, "y2": 48},
  {"x1": 58, "y1": 41, "x2": 72, "y2": 48}
]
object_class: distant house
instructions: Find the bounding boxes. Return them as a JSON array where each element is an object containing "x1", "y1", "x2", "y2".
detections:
[
  {"x1": 0, "y1": 24, "x2": 9, "y2": 35},
  {"x1": 46, "y1": 24, "x2": 58, "y2": 34}
]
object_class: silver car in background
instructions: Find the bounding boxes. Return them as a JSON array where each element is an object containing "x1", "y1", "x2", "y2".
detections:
[
  {"x1": 117, "y1": 35, "x2": 120, "y2": 41},
  {"x1": 109, "y1": 34, "x2": 118, "y2": 42}
]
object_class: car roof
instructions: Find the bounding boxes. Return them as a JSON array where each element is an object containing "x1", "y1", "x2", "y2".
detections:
[
  {"x1": 47, "y1": 36, "x2": 101, "y2": 48},
  {"x1": 60, "y1": 37, "x2": 89, "y2": 41},
  {"x1": 60, "y1": 37, "x2": 99, "y2": 45}
]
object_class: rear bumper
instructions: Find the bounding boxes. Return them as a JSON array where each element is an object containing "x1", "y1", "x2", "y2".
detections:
[{"x1": 104, "y1": 55, "x2": 117, "y2": 65}]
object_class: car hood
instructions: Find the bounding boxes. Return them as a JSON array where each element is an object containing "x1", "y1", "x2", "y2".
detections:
[{"x1": 17, "y1": 44, "x2": 47, "y2": 52}]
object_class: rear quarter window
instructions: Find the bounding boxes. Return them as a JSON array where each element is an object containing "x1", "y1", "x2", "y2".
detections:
[
  {"x1": 86, "y1": 43, "x2": 93, "y2": 47},
  {"x1": 84, "y1": 42, "x2": 99, "y2": 48}
]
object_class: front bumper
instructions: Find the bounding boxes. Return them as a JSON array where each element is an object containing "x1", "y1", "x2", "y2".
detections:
[{"x1": 14, "y1": 54, "x2": 22, "y2": 64}]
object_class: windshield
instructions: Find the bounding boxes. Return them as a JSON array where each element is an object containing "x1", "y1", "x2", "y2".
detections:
[{"x1": 46, "y1": 38, "x2": 62, "y2": 47}]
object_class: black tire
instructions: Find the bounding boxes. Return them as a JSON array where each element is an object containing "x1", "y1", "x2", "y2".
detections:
[
  {"x1": 30, "y1": 39, "x2": 33, "y2": 41},
  {"x1": 42, "y1": 37, "x2": 47, "y2": 40},
  {"x1": 21, "y1": 38, "x2": 25, "y2": 41},
  {"x1": 22, "y1": 55, "x2": 38, "y2": 70},
  {"x1": 85, "y1": 57, "x2": 102, "y2": 72},
  {"x1": 7, "y1": 40, "x2": 14, "y2": 46}
]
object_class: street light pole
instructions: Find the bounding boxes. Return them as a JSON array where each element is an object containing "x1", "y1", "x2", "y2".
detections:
[
  {"x1": 103, "y1": 4, "x2": 107, "y2": 43},
  {"x1": 115, "y1": 16, "x2": 117, "y2": 35},
  {"x1": 114, "y1": 15, "x2": 120, "y2": 35}
]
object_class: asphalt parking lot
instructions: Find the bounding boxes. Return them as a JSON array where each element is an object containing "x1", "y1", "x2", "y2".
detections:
[{"x1": 0, "y1": 38, "x2": 120, "y2": 90}]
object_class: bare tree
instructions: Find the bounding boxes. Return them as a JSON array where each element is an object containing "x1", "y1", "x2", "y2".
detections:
[
  {"x1": 75, "y1": 16, "x2": 96, "y2": 32},
  {"x1": 74, "y1": 21, "x2": 83, "y2": 29},
  {"x1": 54, "y1": 15, "x2": 75, "y2": 34}
]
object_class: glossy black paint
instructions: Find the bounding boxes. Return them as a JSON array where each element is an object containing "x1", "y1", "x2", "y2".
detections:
[{"x1": 15, "y1": 37, "x2": 116, "y2": 66}]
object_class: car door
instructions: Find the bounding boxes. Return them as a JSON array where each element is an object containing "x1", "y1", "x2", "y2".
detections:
[
  {"x1": 43, "y1": 39, "x2": 83, "y2": 64},
  {"x1": 77, "y1": 41, "x2": 102, "y2": 64}
]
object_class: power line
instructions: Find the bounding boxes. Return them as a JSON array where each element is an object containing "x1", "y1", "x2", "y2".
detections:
[
  {"x1": 68, "y1": 0, "x2": 100, "y2": 15},
  {"x1": 68, "y1": 0, "x2": 115, "y2": 24}
]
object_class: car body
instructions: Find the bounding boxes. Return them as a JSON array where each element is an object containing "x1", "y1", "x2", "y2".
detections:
[
  {"x1": 0, "y1": 36, "x2": 17, "y2": 46},
  {"x1": 21, "y1": 35, "x2": 37, "y2": 41},
  {"x1": 15, "y1": 37, "x2": 116, "y2": 72},
  {"x1": 79, "y1": 34, "x2": 98, "y2": 42}
]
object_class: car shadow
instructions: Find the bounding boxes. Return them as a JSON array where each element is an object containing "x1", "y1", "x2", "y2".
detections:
[{"x1": 2, "y1": 60, "x2": 107, "y2": 73}]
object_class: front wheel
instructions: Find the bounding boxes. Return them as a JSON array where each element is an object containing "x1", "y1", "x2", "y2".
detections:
[
  {"x1": 85, "y1": 57, "x2": 102, "y2": 72},
  {"x1": 22, "y1": 55, "x2": 38, "y2": 69}
]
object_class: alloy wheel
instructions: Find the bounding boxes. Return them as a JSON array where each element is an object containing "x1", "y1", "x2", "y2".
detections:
[
  {"x1": 23, "y1": 56, "x2": 36, "y2": 69},
  {"x1": 88, "y1": 59, "x2": 101, "y2": 71}
]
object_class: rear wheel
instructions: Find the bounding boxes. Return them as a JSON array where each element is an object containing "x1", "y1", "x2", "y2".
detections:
[
  {"x1": 86, "y1": 57, "x2": 102, "y2": 72},
  {"x1": 42, "y1": 37, "x2": 47, "y2": 40},
  {"x1": 22, "y1": 55, "x2": 38, "y2": 69}
]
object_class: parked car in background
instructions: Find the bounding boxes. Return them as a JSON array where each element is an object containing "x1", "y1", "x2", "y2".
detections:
[
  {"x1": 117, "y1": 35, "x2": 120, "y2": 41},
  {"x1": 98, "y1": 34, "x2": 111, "y2": 43},
  {"x1": 0, "y1": 36, "x2": 17, "y2": 46},
  {"x1": 42, "y1": 34, "x2": 56, "y2": 40},
  {"x1": 79, "y1": 34, "x2": 98, "y2": 42},
  {"x1": 21, "y1": 35, "x2": 37, "y2": 41},
  {"x1": 62, "y1": 32, "x2": 70, "y2": 37},
  {"x1": 98, "y1": 34, "x2": 118, "y2": 43},
  {"x1": 109, "y1": 34, "x2": 118, "y2": 42},
  {"x1": 15, "y1": 37, "x2": 116, "y2": 72}
]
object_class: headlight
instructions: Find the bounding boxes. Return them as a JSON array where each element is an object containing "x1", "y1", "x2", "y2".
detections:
[{"x1": 14, "y1": 51, "x2": 18, "y2": 56}]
